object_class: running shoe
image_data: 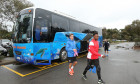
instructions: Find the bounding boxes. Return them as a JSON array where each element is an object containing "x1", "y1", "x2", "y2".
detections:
[
  {"x1": 82, "y1": 74, "x2": 87, "y2": 80},
  {"x1": 98, "y1": 79, "x2": 105, "y2": 84},
  {"x1": 69, "y1": 71, "x2": 73, "y2": 76}
]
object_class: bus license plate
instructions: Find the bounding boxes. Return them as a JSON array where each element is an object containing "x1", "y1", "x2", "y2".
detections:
[{"x1": 17, "y1": 57, "x2": 20, "y2": 60}]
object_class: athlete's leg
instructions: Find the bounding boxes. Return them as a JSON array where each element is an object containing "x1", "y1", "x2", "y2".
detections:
[
  {"x1": 69, "y1": 63, "x2": 73, "y2": 70},
  {"x1": 68, "y1": 63, "x2": 74, "y2": 75},
  {"x1": 73, "y1": 61, "x2": 77, "y2": 67},
  {"x1": 71, "y1": 61, "x2": 77, "y2": 73},
  {"x1": 107, "y1": 47, "x2": 109, "y2": 55},
  {"x1": 82, "y1": 59, "x2": 92, "y2": 80},
  {"x1": 68, "y1": 57, "x2": 74, "y2": 75},
  {"x1": 83, "y1": 59, "x2": 92, "y2": 75},
  {"x1": 68, "y1": 57, "x2": 73, "y2": 69},
  {"x1": 104, "y1": 48, "x2": 106, "y2": 54},
  {"x1": 93, "y1": 59, "x2": 101, "y2": 80}
]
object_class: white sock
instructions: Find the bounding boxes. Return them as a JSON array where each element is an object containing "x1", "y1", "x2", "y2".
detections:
[
  {"x1": 71, "y1": 66, "x2": 74, "y2": 69},
  {"x1": 69, "y1": 68, "x2": 71, "y2": 72}
]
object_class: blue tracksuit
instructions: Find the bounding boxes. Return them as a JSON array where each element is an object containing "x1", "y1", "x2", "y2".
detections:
[{"x1": 66, "y1": 39, "x2": 76, "y2": 57}]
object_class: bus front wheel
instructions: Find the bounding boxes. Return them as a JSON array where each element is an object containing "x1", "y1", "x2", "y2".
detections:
[{"x1": 60, "y1": 48, "x2": 67, "y2": 62}]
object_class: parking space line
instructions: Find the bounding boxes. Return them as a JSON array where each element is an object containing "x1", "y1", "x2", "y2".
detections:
[
  {"x1": 2, "y1": 53, "x2": 87, "y2": 77},
  {"x1": 23, "y1": 61, "x2": 68, "y2": 77},
  {"x1": 2, "y1": 65, "x2": 25, "y2": 77}
]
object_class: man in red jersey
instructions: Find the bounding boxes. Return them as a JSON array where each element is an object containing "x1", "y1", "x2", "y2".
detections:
[{"x1": 82, "y1": 31, "x2": 106, "y2": 84}]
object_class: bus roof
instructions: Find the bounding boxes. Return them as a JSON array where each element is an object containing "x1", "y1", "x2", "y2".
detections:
[{"x1": 21, "y1": 7, "x2": 102, "y2": 31}]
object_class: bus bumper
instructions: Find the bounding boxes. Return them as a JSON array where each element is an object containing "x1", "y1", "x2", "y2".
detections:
[{"x1": 14, "y1": 54, "x2": 51, "y2": 65}]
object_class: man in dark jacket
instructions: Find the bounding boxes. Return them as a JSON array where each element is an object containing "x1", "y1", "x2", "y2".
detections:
[{"x1": 103, "y1": 39, "x2": 110, "y2": 56}]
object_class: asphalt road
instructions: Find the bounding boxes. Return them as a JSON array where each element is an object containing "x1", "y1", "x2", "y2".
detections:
[{"x1": 0, "y1": 42, "x2": 140, "y2": 84}]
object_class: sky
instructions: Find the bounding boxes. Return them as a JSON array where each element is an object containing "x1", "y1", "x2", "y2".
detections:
[{"x1": 28, "y1": 0, "x2": 140, "y2": 29}]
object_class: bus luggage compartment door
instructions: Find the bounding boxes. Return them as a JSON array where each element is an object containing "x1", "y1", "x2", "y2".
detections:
[{"x1": 33, "y1": 43, "x2": 51, "y2": 65}]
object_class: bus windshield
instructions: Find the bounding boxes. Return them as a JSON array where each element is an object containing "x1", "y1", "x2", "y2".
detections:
[{"x1": 14, "y1": 11, "x2": 33, "y2": 43}]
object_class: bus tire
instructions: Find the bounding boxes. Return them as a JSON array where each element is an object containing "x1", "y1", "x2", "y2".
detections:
[{"x1": 59, "y1": 48, "x2": 67, "y2": 62}]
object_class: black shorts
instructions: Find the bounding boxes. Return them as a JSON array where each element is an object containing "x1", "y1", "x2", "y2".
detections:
[
  {"x1": 68, "y1": 57, "x2": 77, "y2": 63},
  {"x1": 104, "y1": 47, "x2": 109, "y2": 51},
  {"x1": 87, "y1": 59, "x2": 100, "y2": 69}
]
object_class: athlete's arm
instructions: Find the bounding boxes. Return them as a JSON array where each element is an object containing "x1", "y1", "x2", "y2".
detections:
[
  {"x1": 103, "y1": 42, "x2": 105, "y2": 47},
  {"x1": 108, "y1": 42, "x2": 110, "y2": 47},
  {"x1": 73, "y1": 41, "x2": 77, "y2": 51}
]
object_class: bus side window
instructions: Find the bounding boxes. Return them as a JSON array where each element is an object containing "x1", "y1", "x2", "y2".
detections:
[
  {"x1": 34, "y1": 19, "x2": 50, "y2": 43},
  {"x1": 34, "y1": 22, "x2": 41, "y2": 42},
  {"x1": 51, "y1": 14, "x2": 69, "y2": 42},
  {"x1": 34, "y1": 8, "x2": 52, "y2": 43},
  {"x1": 69, "y1": 20, "x2": 79, "y2": 32}
]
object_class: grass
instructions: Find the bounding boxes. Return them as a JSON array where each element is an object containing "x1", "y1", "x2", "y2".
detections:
[{"x1": 110, "y1": 41, "x2": 127, "y2": 45}]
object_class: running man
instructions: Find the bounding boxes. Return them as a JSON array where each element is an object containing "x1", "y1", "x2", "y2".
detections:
[
  {"x1": 82, "y1": 31, "x2": 106, "y2": 84},
  {"x1": 103, "y1": 39, "x2": 110, "y2": 56},
  {"x1": 66, "y1": 33, "x2": 78, "y2": 76}
]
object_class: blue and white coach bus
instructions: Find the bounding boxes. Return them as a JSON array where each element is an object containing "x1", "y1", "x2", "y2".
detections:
[{"x1": 12, "y1": 8, "x2": 103, "y2": 65}]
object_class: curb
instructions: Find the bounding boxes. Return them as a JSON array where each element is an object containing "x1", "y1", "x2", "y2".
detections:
[{"x1": 0, "y1": 61, "x2": 17, "y2": 66}]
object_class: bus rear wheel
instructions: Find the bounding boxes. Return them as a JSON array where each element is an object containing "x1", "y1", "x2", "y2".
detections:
[{"x1": 60, "y1": 48, "x2": 67, "y2": 62}]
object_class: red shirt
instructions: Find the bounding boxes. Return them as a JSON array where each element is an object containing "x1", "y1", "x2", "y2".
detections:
[{"x1": 87, "y1": 39, "x2": 102, "y2": 59}]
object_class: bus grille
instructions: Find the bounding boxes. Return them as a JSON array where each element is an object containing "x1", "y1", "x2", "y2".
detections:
[{"x1": 15, "y1": 51, "x2": 21, "y2": 55}]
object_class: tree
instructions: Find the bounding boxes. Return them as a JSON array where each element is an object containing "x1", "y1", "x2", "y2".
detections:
[
  {"x1": 0, "y1": 0, "x2": 33, "y2": 30},
  {"x1": 0, "y1": 29, "x2": 11, "y2": 39},
  {"x1": 123, "y1": 20, "x2": 140, "y2": 42},
  {"x1": 102, "y1": 19, "x2": 140, "y2": 43},
  {"x1": 102, "y1": 28, "x2": 120, "y2": 40},
  {"x1": 102, "y1": 27, "x2": 107, "y2": 39}
]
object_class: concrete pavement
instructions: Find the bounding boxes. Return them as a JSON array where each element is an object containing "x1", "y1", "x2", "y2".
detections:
[
  {"x1": 0, "y1": 42, "x2": 140, "y2": 84},
  {"x1": 0, "y1": 57, "x2": 16, "y2": 65}
]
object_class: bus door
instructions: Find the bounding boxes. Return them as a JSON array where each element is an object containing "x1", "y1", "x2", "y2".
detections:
[{"x1": 33, "y1": 17, "x2": 52, "y2": 65}]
